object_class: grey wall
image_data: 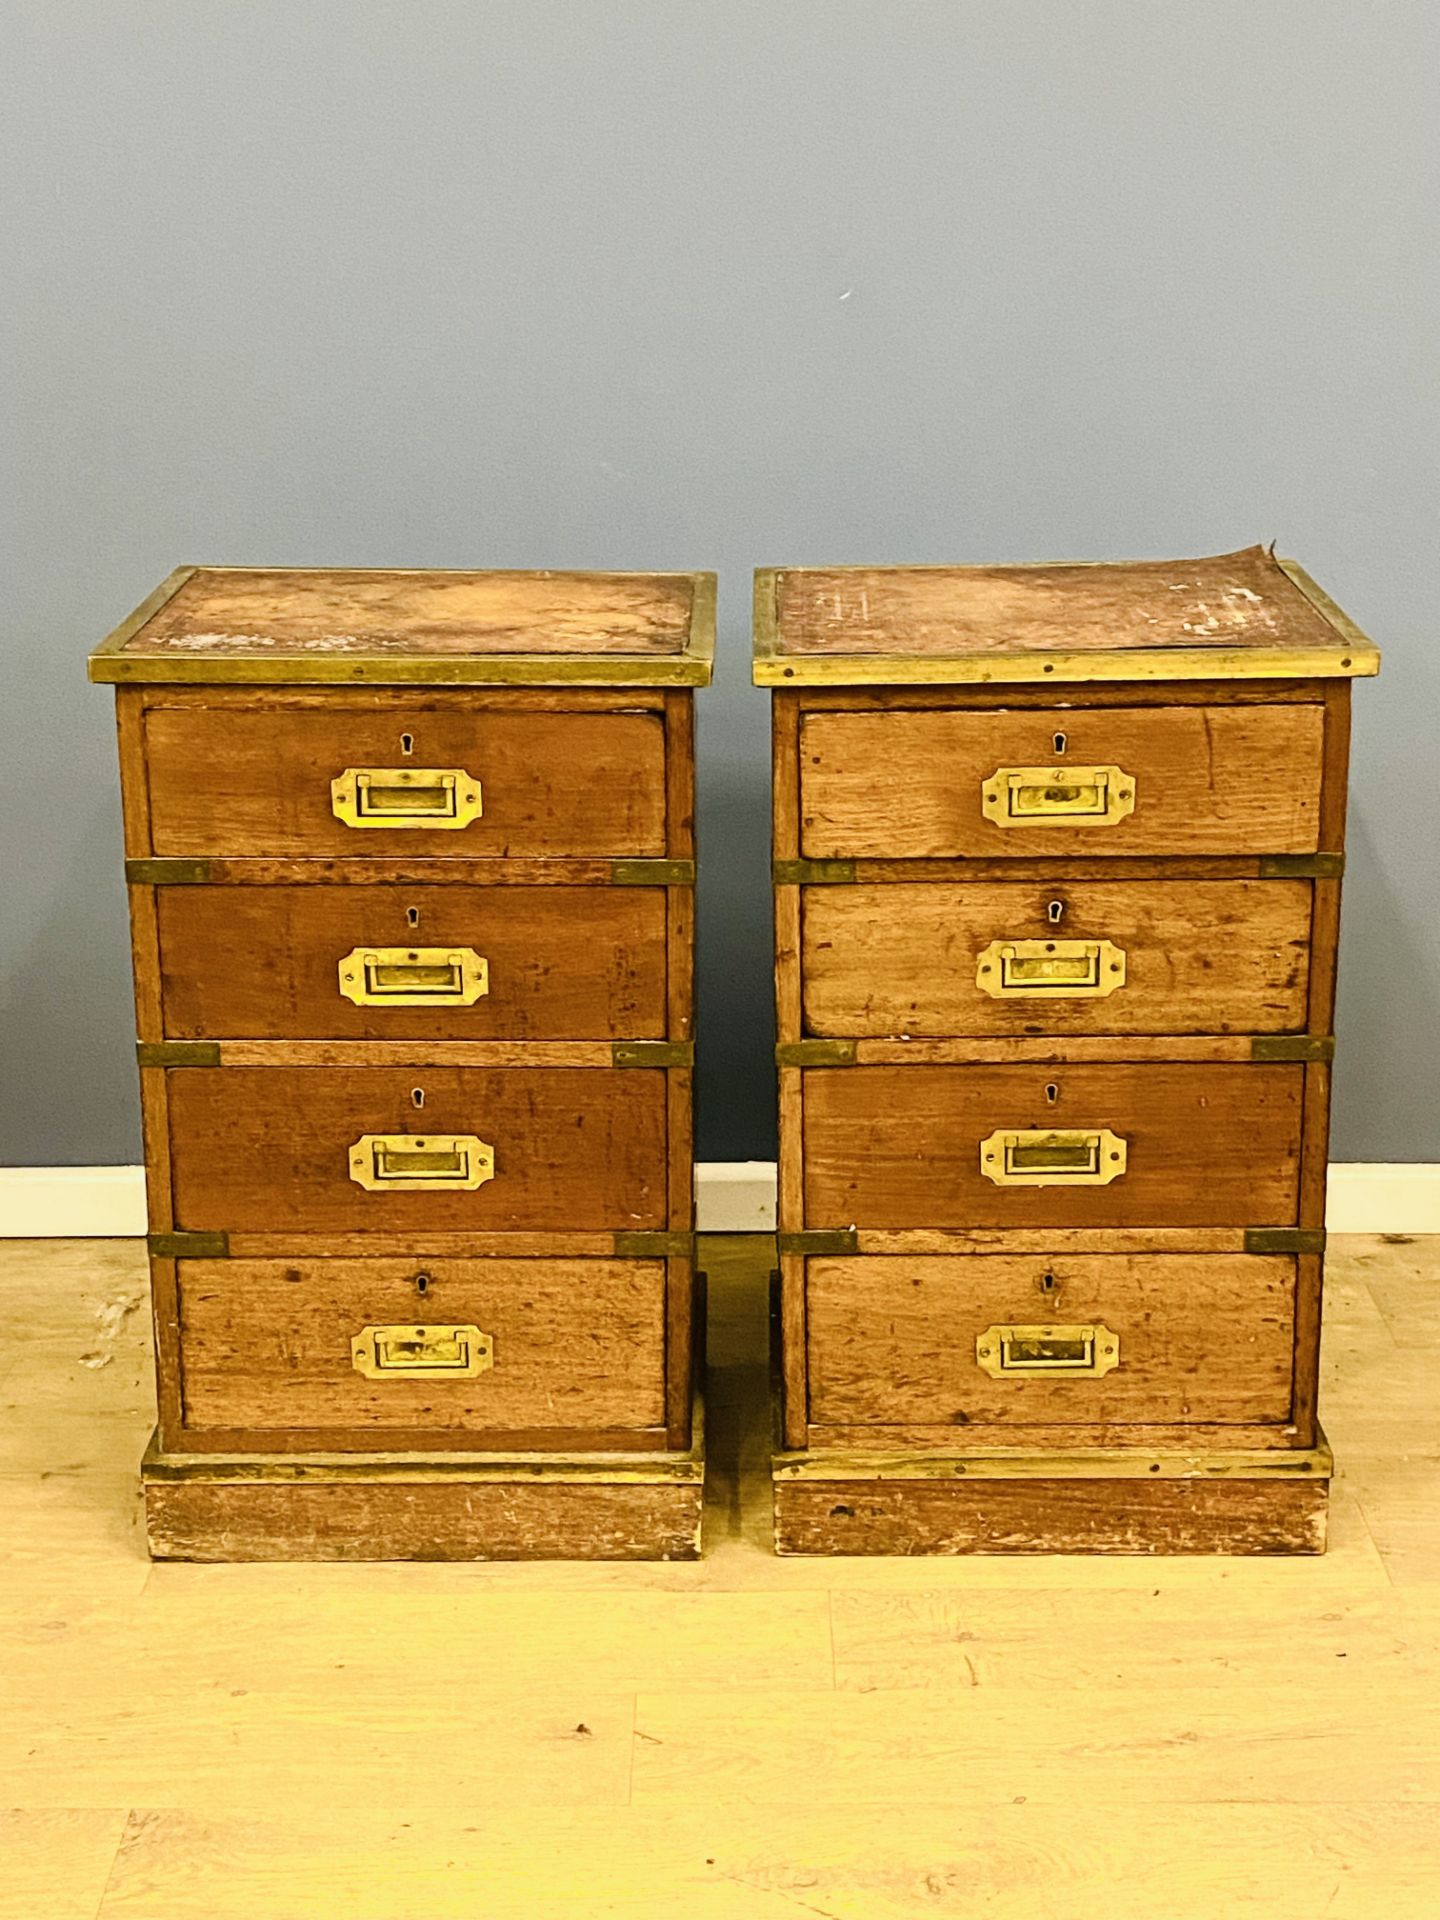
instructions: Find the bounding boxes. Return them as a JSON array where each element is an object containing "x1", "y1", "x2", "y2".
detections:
[{"x1": 3, "y1": 0, "x2": 1437, "y2": 1166}]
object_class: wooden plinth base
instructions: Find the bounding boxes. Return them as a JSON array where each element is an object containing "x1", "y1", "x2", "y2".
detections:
[
  {"x1": 142, "y1": 1399, "x2": 705, "y2": 1563},
  {"x1": 772, "y1": 1429, "x2": 1331, "y2": 1557}
]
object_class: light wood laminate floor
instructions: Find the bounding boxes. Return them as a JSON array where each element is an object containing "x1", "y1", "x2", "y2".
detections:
[{"x1": 1, "y1": 1232, "x2": 1437, "y2": 1918}]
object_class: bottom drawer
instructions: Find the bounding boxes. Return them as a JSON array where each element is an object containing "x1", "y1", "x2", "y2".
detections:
[
  {"x1": 806, "y1": 1254, "x2": 1297, "y2": 1431},
  {"x1": 171, "y1": 1256, "x2": 668, "y2": 1446}
]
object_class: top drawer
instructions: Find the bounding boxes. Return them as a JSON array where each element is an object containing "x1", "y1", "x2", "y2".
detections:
[
  {"x1": 799, "y1": 703, "x2": 1324, "y2": 859},
  {"x1": 140, "y1": 695, "x2": 669, "y2": 859}
]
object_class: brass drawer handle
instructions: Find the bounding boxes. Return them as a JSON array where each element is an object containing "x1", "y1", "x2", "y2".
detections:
[
  {"x1": 975, "y1": 938, "x2": 1126, "y2": 999},
  {"x1": 351, "y1": 1322, "x2": 494, "y2": 1379},
  {"x1": 338, "y1": 947, "x2": 489, "y2": 1007},
  {"x1": 330, "y1": 767, "x2": 482, "y2": 830},
  {"x1": 981, "y1": 764, "x2": 1135, "y2": 828},
  {"x1": 980, "y1": 1127, "x2": 1127, "y2": 1186},
  {"x1": 348, "y1": 1133, "x2": 495, "y2": 1191},
  {"x1": 976, "y1": 1322, "x2": 1120, "y2": 1378}
]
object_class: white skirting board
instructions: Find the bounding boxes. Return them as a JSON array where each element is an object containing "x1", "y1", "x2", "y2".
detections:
[{"x1": 0, "y1": 1161, "x2": 1437, "y2": 1237}]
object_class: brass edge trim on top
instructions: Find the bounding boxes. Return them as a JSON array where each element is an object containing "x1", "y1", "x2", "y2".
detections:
[
  {"x1": 125, "y1": 858, "x2": 212, "y2": 885},
  {"x1": 611, "y1": 859, "x2": 696, "y2": 886},
  {"x1": 1275, "y1": 557, "x2": 1383, "y2": 671},
  {"x1": 91, "y1": 651, "x2": 715, "y2": 688},
  {"x1": 688, "y1": 571, "x2": 718, "y2": 686},
  {"x1": 772, "y1": 1425, "x2": 1334, "y2": 1483},
  {"x1": 778, "y1": 1230, "x2": 859, "y2": 1257},
  {"x1": 137, "y1": 1041, "x2": 221, "y2": 1067},
  {"x1": 772, "y1": 859, "x2": 856, "y2": 885},
  {"x1": 91, "y1": 569, "x2": 716, "y2": 688},
  {"x1": 613, "y1": 1231, "x2": 696, "y2": 1257},
  {"x1": 752, "y1": 644, "x2": 1379, "y2": 687},
  {"x1": 85, "y1": 567, "x2": 199, "y2": 679},
  {"x1": 148, "y1": 1231, "x2": 229, "y2": 1258},
  {"x1": 612, "y1": 1041, "x2": 694, "y2": 1068},
  {"x1": 752, "y1": 568, "x2": 781, "y2": 672},
  {"x1": 140, "y1": 1390, "x2": 707, "y2": 1483},
  {"x1": 1250, "y1": 1035, "x2": 1335, "y2": 1062},
  {"x1": 1245, "y1": 1227, "x2": 1327, "y2": 1255},
  {"x1": 775, "y1": 1041, "x2": 856, "y2": 1067}
]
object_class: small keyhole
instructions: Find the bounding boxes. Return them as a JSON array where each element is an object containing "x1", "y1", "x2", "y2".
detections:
[
  {"x1": 406, "y1": 906, "x2": 420, "y2": 929},
  {"x1": 1045, "y1": 1083, "x2": 1059, "y2": 1105},
  {"x1": 1039, "y1": 1271, "x2": 1057, "y2": 1295},
  {"x1": 400, "y1": 733, "x2": 414, "y2": 756},
  {"x1": 1053, "y1": 730, "x2": 1067, "y2": 755},
  {"x1": 1048, "y1": 899, "x2": 1065, "y2": 925},
  {"x1": 414, "y1": 1271, "x2": 431, "y2": 1296},
  {"x1": 411, "y1": 1088, "x2": 425, "y2": 1109}
]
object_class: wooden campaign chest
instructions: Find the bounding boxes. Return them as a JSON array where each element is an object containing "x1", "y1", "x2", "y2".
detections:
[
  {"x1": 91, "y1": 566, "x2": 712, "y2": 1560},
  {"x1": 754, "y1": 547, "x2": 1378, "y2": 1555}
]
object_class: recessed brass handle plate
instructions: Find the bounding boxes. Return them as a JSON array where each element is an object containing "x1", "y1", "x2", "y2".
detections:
[
  {"x1": 975, "y1": 938, "x2": 1127, "y2": 999},
  {"x1": 337, "y1": 947, "x2": 489, "y2": 1007},
  {"x1": 330, "y1": 767, "x2": 482, "y2": 830},
  {"x1": 980, "y1": 1128, "x2": 1127, "y2": 1186},
  {"x1": 347, "y1": 1134, "x2": 495, "y2": 1191},
  {"x1": 976, "y1": 1322, "x2": 1120, "y2": 1378},
  {"x1": 981, "y1": 764, "x2": 1135, "y2": 828},
  {"x1": 350, "y1": 1323, "x2": 494, "y2": 1379}
]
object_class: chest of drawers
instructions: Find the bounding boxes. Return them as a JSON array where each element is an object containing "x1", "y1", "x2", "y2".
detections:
[
  {"x1": 755, "y1": 547, "x2": 1378, "y2": 1555},
  {"x1": 92, "y1": 566, "x2": 712, "y2": 1560}
]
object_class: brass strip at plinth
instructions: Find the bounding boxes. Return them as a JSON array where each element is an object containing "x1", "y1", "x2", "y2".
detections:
[{"x1": 772, "y1": 1426, "x2": 1334, "y2": 1483}]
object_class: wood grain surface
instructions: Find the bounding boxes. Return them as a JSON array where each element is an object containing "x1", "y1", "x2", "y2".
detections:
[
  {"x1": 166, "y1": 1066, "x2": 669, "y2": 1233},
  {"x1": 129, "y1": 568, "x2": 695, "y2": 657},
  {"x1": 155, "y1": 884, "x2": 668, "y2": 1041},
  {"x1": 775, "y1": 548, "x2": 1340, "y2": 656},
  {"x1": 801, "y1": 878, "x2": 1312, "y2": 1037},
  {"x1": 773, "y1": 1476, "x2": 1327, "y2": 1555},
  {"x1": 799, "y1": 703, "x2": 1323, "y2": 857},
  {"x1": 144, "y1": 700, "x2": 667, "y2": 857},
  {"x1": 805, "y1": 1253, "x2": 1296, "y2": 1428},
  {"x1": 176, "y1": 1256, "x2": 667, "y2": 1440},
  {"x1": 801, "y1": 1062, "x2": 1303, "y2": 1229},
  {"x1": 8, "y1": 1231, "x2": 1440, "y2": 1915},
  {"x1": 145, "y1": 1479, "x2": 703, "y2": 1561}
]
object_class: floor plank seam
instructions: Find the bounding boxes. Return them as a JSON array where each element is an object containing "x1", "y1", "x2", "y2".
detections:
[{"x1": 89, "y1": 1808, "x2": 138, "y2": 1920}]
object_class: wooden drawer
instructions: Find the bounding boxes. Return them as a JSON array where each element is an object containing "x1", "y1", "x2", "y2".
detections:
[
  {"x1": 155, "y1": 884, "x2": 668, "y2": 1041},
  {"x1": 174, "y1": 1256, "x2": 667, "y2": 1442},
  {"x1": 802, "y1": 1062, "x2": 1302, "y2": 1229},
  {"x1": 166, "y1": 1066, "x2": 669, "y2": 1233},
  {"x1": 142, "y1": 698, "x2": 668, "y2": 857},
  {"x1": 799, "y1": 704, "x2": 1323, "y2": 858},
  {"x1": 806, "y1": 1253, "x2": 1296, "y2": 1429},
  {"x1": 801, "y1": 879, "x2": 1311, "y2": 1037}
]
